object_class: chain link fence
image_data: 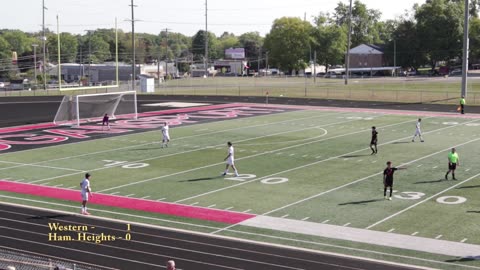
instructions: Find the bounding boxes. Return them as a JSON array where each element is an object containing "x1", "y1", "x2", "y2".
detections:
[{"x1": 0, "y1": 248, "x2": 109, "y2": 270}]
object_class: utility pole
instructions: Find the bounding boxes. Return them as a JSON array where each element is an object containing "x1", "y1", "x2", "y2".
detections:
[
  {"x1": 42, "y1": 0, "x2": 47, "y2": 90},
  {"x1": 266, "y1": 51, "x2": 269, "y2": 77},
  {"x1": 257, "y1": 47, "x2": 261, "y2": 75},
  {"x1": 204, "y1": 0, "x2": 208, "y2": 78},
  {"x1": 314, "y1": 50, "x2": 317, "y2": 84},
  {"x1": 130, "y1": 0, "x2": 137, "y2": 90},
  {"x1": 163, "y1": 28, "x2": 171, "y2": 80},
  {"x1": 345, "y1": 0, "x2": 353, "y2": 85},
  {"x1": 393, "y1": 39, "x2": 396, "y2": 77},
  {"x1": 461, "y1": 0, "x2": 470, "y2": 98},
  {"x1": 32, "y1": 44, "x2": 38, "y2": 85}
]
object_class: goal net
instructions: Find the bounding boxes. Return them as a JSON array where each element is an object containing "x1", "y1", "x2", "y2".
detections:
[{"x1": 53, "y1": 91, "x2": 137, "y2": 126}]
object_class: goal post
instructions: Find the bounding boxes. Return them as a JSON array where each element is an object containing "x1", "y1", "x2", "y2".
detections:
[{"x1": 53, "y1": 91, "x2": 138, "y2": 126}]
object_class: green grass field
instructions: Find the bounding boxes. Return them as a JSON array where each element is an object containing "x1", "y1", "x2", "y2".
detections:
[{"x1": 1, "y1": 107, "x2": 480, "y2": 269}]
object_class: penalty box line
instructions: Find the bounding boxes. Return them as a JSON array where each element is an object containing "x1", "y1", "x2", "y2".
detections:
[
  {"x1": 0, "y1": 111, "x2": 344, "y2": 173},
  {"x1": 210, "y1": 119, "x2": 480, "y2": 234}
]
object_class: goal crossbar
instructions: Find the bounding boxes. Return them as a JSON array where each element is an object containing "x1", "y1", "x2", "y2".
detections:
[{"x1": 53, "y1": 91, "x2": 138, "y2": 127}]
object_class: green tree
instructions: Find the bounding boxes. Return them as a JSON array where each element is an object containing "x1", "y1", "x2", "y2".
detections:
[
  {"x1": 1, "y1": 30, "x2": 35, "y2": 56},
  {"x1": 47, "y1": 32, "x2": 78, "y2": 63},
  {"x1": 311, "y1": 19, "x2": 347, "y2": 71},
  {"x1": 332, "y1": 1, "x2": 383, "y2": 46},
  {"x1": 264, "y1": 17, "x2": 312, "y2": 73},
  {"x1": 415, "y1": 0, "x2": 464, "y2": 67},
  {"x1": 191, "y1": 30, "x2": 219, "y2": 62},
  {"x1": 239, "y1": 32, "x2": 264, "y2": 65},
  {"x1": 0, "y1": 36, "x2": 12, "y2": 79},
  {"x1": 383, "y1": 19, "x2": 424, "y2": 69},
  {"x1": 218, "y1": 32, "x2": 240, "y2": 56},
  {"x1": 469, "y1": 17, "x2": 480, "y2": 64}
]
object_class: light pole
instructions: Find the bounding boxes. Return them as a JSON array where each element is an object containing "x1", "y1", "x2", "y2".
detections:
[
  {"x1": 461, "y1": 0, "x2": 470, "y2": 98},
  {"x1": 32, "y1": 44, "x2": 38, "y2": 85},
  {"x1": 42, "y1": 0, "x2": 48, "y2": 90},
  {"x1": 344, "y1": 0, "x2": 353, "y2": 85}
]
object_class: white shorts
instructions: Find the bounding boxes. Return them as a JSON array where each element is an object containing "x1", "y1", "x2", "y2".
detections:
[
  {"x1": 81, "y1": 192, "x2": 89, "y2": 201},
  {"x1": 226, "y1": 158, "x2": 234, "y2": 166},
  {"x1": 414, "y1": 129, "x2": 422, "y2": 136},
  {"x1": 163, "y1": 134, "x2": 170, "y2": 141}
]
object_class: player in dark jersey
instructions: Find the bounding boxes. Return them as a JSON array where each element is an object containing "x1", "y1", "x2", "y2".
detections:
[
  {"x1": 370, "y1": 126, "x2": 378, "y2": 155},
  {"x1": 102, "y1": 113, "x2": 110, "y2": 130},
  {"x1": 383, "y1": 161, "x2": 406, "y2": 200}
]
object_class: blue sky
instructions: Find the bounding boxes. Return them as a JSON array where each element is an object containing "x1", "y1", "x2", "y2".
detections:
[{"x1": 3, "y1": 0, "x2": 424, "y2": 36}]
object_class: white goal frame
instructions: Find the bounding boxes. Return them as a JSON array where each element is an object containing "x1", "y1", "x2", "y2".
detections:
[{"x1": 53, "y1": 91, "x2": 138, "y2": 127}]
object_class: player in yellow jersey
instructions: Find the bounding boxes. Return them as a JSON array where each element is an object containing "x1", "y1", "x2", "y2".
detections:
[{"x1": 445, "y1": 148, "x2": 459, "y2": 180}]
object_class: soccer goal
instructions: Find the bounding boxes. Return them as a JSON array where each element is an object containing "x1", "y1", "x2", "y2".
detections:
[{"x1": 53, "y1": 91, "x2": 138, "y2": 126}]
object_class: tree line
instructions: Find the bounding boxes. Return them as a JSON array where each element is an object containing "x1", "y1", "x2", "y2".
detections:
[{"x1": 0, "y1": 0, "x2": 479, "y2": 79}]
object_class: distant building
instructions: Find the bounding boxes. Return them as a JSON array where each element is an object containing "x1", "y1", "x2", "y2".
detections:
[
  {"x1": 348, "y1": 44, "x2": 385, "y2": 68},
  {"x1": 49, "y1": 63, "x2": 180, "y2": 83}
]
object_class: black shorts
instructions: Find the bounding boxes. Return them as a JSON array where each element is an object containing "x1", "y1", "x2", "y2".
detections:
[
  {"x1": 384, "y1": 179, "x2": 393, "y2": 187},
  {"x1": 370, "y1": 139, "x2": 377, "y2": 145},
  {"x1": 449, "y1": 163, "x2": 457, "y2": 170}
]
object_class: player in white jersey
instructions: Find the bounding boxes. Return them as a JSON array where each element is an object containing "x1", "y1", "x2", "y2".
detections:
[
  {"x1": 80, "y1": 173, "x2": 93, "y2": 215},
  {"x1": 412, "y1": 118, "x2": 424, "y2": 142},
  {"x1": 161, "y1": 122, "x2": 170, "y2": 148},
  {"x1": 222, "y1": 142, "x2": 239, "y2": 177}
]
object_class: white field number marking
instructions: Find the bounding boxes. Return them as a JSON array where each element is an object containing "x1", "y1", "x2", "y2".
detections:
[
  {"x1": 225, "y1": 174, "x2": 289, "y2": 185},
  {"x1": 103, "y1": 160, "x2": 149, "y2": 169},
  {"x1": 394, "y1": 191, "x2": 468, "y2": 205},
  {"x1": 436, "y1": 196, "x2": 467, "y2": 205},
  {"x1": 393, "y1": 191, "x2": 425, "y2": 200}
]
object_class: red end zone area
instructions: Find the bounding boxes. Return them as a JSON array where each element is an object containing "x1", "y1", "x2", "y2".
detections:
[{"x1": 0, "y1": 180, "x2": 255, "y2": 224}]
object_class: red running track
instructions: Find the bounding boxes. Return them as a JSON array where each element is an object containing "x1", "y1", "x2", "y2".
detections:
[{"x1": 0, "y1": 180, "x2": 255, "y2": 224}]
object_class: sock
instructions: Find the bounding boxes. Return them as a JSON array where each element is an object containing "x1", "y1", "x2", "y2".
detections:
[
  {"x1": 390, "y1": 188, "x2": 393, "y2": 197},
  {"x1": 85, "y1": 207, "x2": 87, "y2": 212},
  {"x1": 453, "y1": 173, "x2": 455, "y2": 179},
  {"x1": 82, "y1": 207, "x2": 85, "y2": 213},
  {"x1": 234, "y1": 170, "x2": 238, "y2": 175},
  {"x1": 384, "y1": 188, "x2": 387, "y2": 197}
]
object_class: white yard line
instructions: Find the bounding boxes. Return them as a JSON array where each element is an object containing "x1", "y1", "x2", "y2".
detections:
[
  {"x1": 366, "y1": 171, "x2": 480, "y2": 229},
  {"x1": 260, "y1": 135, "x2": 480, "y2": 217},
  {"x1": 32, "y1": 117, "x2": 361, "y2": 186},
  {"x1": 175, "y1": 119, "x2": 428, "y2": 203},
  {"x1": 387, "y1": 228, "x2": 395, "y2": 233},
  {"x1": 0, "y1": 160, "x2": 83, "y2": 172},
  {"x1": 0, "y1": 111, "x2": 342, "y2": 172}
]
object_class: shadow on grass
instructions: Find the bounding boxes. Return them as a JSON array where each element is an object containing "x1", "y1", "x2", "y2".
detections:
[
  {"x1": 391, "y1": 141, "x2": 411, "y2": 144},
  {"x1": 467, "y1": 211, "x2": 480, "y2": 214},
  {"x1": 338, "y1": 199, "x2": 383, "y2": 206},
  {"x1": 180, "y1": 176, "x2": 223, "y2": 182},
  {"x1": 446, "y1": 256, "x2": 480, "y2": 263},
  {"x1": 414, "y1": 179, "x2": 445, "y2": 184},
  {"x1": 339, "y1": 154, "x2": 370, "y2": 158},
  {"x1": 457, "y1": 185, "x2": 480, "y2": 189},
  {"x1": 28, "y1": 214, "x2": 72, "y2": 220}
]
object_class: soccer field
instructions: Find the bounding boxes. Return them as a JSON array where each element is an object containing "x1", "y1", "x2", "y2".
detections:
[{"x1": 1, "y1": 104, "x2": 480, "y2": 269}]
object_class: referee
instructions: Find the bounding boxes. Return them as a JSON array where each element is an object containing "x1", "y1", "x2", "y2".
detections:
[{"x1": 445, "y1": 148, "x2": 459, "y2": 180}]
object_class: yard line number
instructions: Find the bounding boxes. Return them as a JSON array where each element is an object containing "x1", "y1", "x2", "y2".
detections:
[
  {"x1": 225, "y1": 174, "x2": 289, "y2": 185},
  {"x1": 394, "y1": 191, "x2": 467, "y2": 205},
  {"x1": 103, "y1": 160, "x2": 149, "y2": 169}
]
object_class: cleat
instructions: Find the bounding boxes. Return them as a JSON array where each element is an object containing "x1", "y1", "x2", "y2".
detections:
[
  {"x1": 235, "y1": 174, "x2": 239, "y2": 177},
  {"x1": 389, "y1": 197, "x2": 392, "y2": 201},
  {"x1": 222, "y1": 172, "x2": 227, "y2": 176},
  {"x1": 421, "y1": 140, "x2": 424, "y2": 142},
  {"x1": 83, "y1": 212, "x2": 90, "y2": 215},
  {"x1": 384, "y1": 196, "x2": 388, "y2": 200},
  {"x1": 412, "y1": 140, "x2": 414, "y2": 142},
  {"x1": 453, "y1": 178, "x2": 457, "y2": 180}
]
